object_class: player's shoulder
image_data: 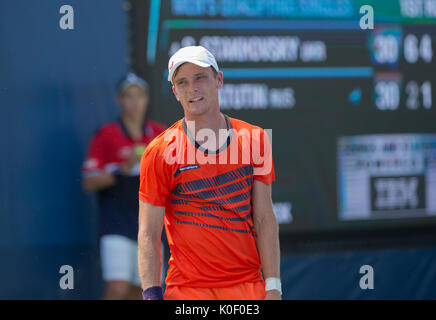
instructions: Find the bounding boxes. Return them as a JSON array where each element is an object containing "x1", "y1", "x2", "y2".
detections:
[
  {"x1": 91, "y1": 120, "x2": 121, "y2": 139},
  {"x1": 227, "y1": 115, "x2": 265, "y2": 133},
  {"x1": 146, "y1": 119, "x2": 168, "y2": 134},
  {"x1": 143, "y1": 119, "x2": 184, "y2": 157}
]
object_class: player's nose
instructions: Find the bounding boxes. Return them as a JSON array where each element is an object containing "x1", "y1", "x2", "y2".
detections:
[{"x1": 187, "y1": 80, "x2": 200, "y2": 94}]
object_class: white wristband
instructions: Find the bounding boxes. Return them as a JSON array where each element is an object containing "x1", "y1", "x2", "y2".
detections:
[{"x1": 265, "y1": 277, "x2": 282, "y2": 295}]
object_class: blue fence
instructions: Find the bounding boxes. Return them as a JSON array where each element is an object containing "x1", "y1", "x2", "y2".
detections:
[
  {"x1": 0, "y1": 0, "x2": 128, "y2": 299},
  {"x1": 281, "y1": 246, "x2": 436, "y2": 300}
]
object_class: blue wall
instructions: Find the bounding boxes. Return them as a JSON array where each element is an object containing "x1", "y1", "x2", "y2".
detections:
[
  {"x1": 281, "y1": 246, "x2": 436, "y2": 299},
  {"x1": 0, "y1": 0, "x2": 128, "y2": 299}
]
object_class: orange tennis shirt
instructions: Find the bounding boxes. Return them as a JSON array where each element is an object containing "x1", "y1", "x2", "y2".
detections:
[{"x1": 139, "y1": 114, "x2": 275, "y2": 288}]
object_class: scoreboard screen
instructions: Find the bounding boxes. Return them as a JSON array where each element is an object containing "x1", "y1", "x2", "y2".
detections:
[{"x1": 143, "y1": 0, "x2": 436, "y2": 236}]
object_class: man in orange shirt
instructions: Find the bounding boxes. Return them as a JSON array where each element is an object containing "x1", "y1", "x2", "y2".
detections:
[{"x1": 138, "y1": 46, "x2": 281, "y2": 300}]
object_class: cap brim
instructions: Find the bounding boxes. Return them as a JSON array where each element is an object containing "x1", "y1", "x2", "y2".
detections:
[{"x1": 168, "y1": 59, "x2": 212, "y2": 82}]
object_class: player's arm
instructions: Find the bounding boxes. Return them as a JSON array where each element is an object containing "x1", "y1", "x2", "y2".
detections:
[
  {"x1": 252, "y1": 180, "x2": 281, "y2": 300},
  {"x1": 82, "y1": 148, "x2": 142, "y2": 192},
  {"x1": 82, "y1": 172, "x2": 116, "y2": 192},
  {"x1": 137, "y1": 200, "x2": 165, "y2": 299},
  {"x1": 82, "y1": 129, "x2": 117, "y2": 193}
]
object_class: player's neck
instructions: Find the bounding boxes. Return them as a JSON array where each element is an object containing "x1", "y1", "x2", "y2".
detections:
[
  {"x1": 184, "y1": 109, "x2": 227, "y2": 136},
  {"x1": 184, "y1": 109, "x2": 229, "y2": 150},
  {"x1": 121, "y1": 114, "x2": 144, "y2": 139}
]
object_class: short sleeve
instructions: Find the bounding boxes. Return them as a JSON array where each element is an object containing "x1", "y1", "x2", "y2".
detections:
[
  {"x1": 82, "y1": 130, "x2": 107, "y2": 177},
  {"x1": 252, "y1": 128, "x2": 275, "y2": 185},
  {"x1": 139, "y1": 145, "x2": 172, "y2": 207}
]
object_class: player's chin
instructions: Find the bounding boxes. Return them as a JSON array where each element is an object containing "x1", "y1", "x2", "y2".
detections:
[
  {"x1": 184, "y1": 102, "x2": 208, "y2": 116},
  {"x1": 124, "y1": 107, "x2": 145, "y2": 119}
]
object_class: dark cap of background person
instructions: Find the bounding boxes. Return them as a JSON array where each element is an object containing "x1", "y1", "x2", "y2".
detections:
[
  {"x1": 117, "y1": 72, "x2": 149, "y2": 95},
  {"x1": 168, "y1": 46, "x2": 220, "y2": 84}
]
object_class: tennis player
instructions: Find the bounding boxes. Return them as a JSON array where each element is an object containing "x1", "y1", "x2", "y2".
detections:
[
  {"x1": 138, "y1": 46, "x2": 281, "y2": 300},
  {"x1": 82, "y1": 73, "x2": 166, "y2": 299}
]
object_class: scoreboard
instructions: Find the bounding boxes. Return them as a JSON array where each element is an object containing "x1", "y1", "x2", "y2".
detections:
[{"x1": 142, "y1": 0, "x2": 436, "y2": 237}]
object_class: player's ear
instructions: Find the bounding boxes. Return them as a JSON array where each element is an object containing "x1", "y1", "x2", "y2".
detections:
[
  {"x1": 216, "y1": 71, "x2": 223, "y2": 89},
  {"x1": 172, "y1": 85, "x2": 180, "y2": 101}
]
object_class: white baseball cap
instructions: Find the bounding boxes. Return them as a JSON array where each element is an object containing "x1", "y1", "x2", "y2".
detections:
[
  {"x1": 168, "y1": 46, "x2": 219, "y2": 83},
  {"x1": 117, "y1": 72, "x2": 148, "y2": 94}
]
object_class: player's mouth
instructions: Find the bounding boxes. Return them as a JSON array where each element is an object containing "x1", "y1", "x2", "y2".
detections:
[{"x1": 189, "y1": 97, "x2": 204, "y2": 104}]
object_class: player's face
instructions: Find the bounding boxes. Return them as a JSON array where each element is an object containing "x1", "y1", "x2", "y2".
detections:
[
  {"x1": 172, "y1": 63, "x2": 223, "y2": 117},
  {"x1": 118, "y1": 85, "x2": 149, "y2": 119}
]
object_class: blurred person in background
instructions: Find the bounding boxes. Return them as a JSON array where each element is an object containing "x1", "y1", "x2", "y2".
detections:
[{"x1": 82, "y1": 73, "x2": 167, "y2": 300}]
